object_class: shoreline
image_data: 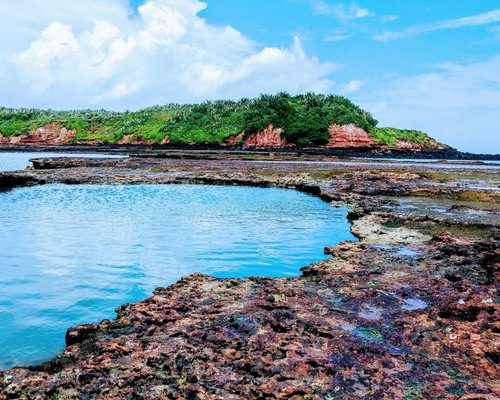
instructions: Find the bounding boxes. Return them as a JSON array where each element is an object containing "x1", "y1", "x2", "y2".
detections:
[
  {"x1": 1, "y1": 143, "x2": 499, "y2": 161},
  {"x1": 0, "y1": 154, "x2": 498, "y2": 399}
]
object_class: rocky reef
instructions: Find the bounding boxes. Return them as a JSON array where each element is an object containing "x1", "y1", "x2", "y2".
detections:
[{"x1": 0, "y1": 153, "x2": 498, "y2": 399}]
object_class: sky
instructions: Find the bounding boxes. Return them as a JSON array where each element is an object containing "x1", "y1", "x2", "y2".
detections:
[{"x1": 0, "y1": 0, "x2": 499, "y2": 153}]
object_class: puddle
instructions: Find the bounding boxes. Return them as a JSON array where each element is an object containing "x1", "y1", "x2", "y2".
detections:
[
  {"x1": 339, "y1": 322, "x2": 384, "y2": 343},
  {"x1": 397, "y1": 247, "x2": 419, "y2": 257},
  {"x1": 352, "y1": 326, "x2": 384, "y2": 343},
  {"x1": 373, "y1": 244, "x2": 392, "y2": 251},
  {"x1": 402, "y1": 298, "x2": 428, "y2": 311},
  {"x1": 373, "y1": 245, "x2": 419, "y2": 258},
  {"x1": 338, "y1": 322, "x2": 356, "y2": 333},
  {"x1": 358, "y1": 306, "x2": 383, "y2": 321}
]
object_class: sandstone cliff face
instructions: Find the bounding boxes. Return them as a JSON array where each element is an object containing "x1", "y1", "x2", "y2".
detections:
[
  {"x1": 326, "y1": 124, "x2": 375, "y2": 148},
  {"x1": 244, "y1": 125, "x2": 287, "y2": 148},
  {"x1": 117, "y1": 134, "x2": 162, "y2": 145},
  {"x1": 117, "y1": 134, "x2": 134, "y2": 145},
  {"x1": 221, "y1": 132, "x2": 244, "y2": 146},
  {"x1": 0, "y1": 121, "x2": 446, "y2": 150},
  {"x1": 0, "y1": 123, "x2": 76, "y2": 146}
]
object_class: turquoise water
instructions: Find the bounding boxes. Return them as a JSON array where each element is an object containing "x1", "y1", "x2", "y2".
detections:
[{"x1": 0, "y1": 184, "x2": 355, "y2": 369}]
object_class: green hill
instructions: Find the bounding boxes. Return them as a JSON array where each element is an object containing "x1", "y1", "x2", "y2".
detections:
[{"x1": 0, "y1": 93, "x2": 443, "y2": 148}]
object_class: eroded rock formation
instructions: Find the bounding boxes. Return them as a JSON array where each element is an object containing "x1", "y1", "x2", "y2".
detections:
[
  {"x1": 221, "y1": 132, "x2": 244, "y2": 146},
  {"x1": 0, "y1": 123, "x2": 76, "y2": 146},
  {"x1": 326, "y1": 124, "x2": 375, "y2": 148},
  {"x1": 0, "y1": 120, "x2": 449, "y2": 152},
  {"x1": 117, "y1": 134, "x2": 160, "y2": 145},
  {"x1": 244, "y1": 125, "x2": 288, "y2": 148}
]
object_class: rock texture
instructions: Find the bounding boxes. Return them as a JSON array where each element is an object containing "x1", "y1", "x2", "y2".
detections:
[
  {"x1": 394, "y1": 136, "x2": 447, "y2": 150},
  {"x1": 0, "y1": 122, "x2": 449, "y2": 151},
  {"x1": 326, "y1": 124, "x2": 375, "y2": 148},
  {"x1": 117, "y1": 134, "x2": 135, "y2": 145},
  {"x1": 0, "y1": 123, "x2": 76, "y2": 146},
  {"x1": 117, "y1": 135, "x2": 158, "y2": 145},
  {"x1": 221, "y1": 133, "x2": 244, "y2": 147},
  {"x1": 244, "y1": 125, "x2": 288, "y2": 148},
  {"x1": 0, "y1": 155, "x2": 499, "y2": 399}
]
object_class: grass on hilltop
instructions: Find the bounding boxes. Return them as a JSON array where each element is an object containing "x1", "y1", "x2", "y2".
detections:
[
  {"x1": 0, "y1": 93, "x2": 441, "y2": 147},
  {"x1": 372, "y1": 127, "x2": 438, "y2": 147}
]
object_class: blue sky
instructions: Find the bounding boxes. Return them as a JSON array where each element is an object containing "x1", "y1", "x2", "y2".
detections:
[{"x1": 0, "y1": 0, "x2": 499, "y2": 152}]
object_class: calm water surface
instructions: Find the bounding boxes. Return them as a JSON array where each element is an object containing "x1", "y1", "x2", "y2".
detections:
[
  {"x1": 0, "y1": 184, "x2": 355, "y2": 369},
  {"x1": 0, "y1": 151, "x2": 126, "y2": 172}
]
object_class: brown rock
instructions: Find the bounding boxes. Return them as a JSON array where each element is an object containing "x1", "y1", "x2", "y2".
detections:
[
  {"x1": 395, "y1": 140, "x2": 419, "y2": 149},
  {"x1": 159, "y1": 135, "x2": 170, "y2": 145},
  {"x1": 221, "y1": 132, "x2": 243, "y2": 146},
  {"x1": 65, "y1": 324, "x2": 99, "y2": 346},
  {"x1": 119, "y1": 136, "x2": 156, "y2": 145},
  {"x1": 244, "y1": 124, "x2": 287, "y2": 148},
  {"x1": 117, "y1": 134, "x2": 134, "y2": 145},
  {"x1": 0, "y1": 122, "x2": 76, "y2": 146},
  {"x1": 326, "y1": 124, "x2": 375, "y2": 148}
]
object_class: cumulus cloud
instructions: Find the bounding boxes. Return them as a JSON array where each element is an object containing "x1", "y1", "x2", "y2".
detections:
[
  {"x1": 375, "y1": 9, "x2": 500, "y2": 41},
  {"x1": 314, "y1": 1, "x2": 373, "y2": 19},
  {"x1": 0, "y1": 0, "x2": 338, "y2": 109},
  {"x1": 360, "y1": 56, "x2": 500, "y2": 153}
]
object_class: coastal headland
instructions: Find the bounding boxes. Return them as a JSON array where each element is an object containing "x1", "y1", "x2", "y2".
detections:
[{"x1": 0, "y1": 150, "x2": 498, "y2": 399}]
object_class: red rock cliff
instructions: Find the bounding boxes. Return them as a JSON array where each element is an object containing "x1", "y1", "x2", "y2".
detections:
[
  {"x1": 326, "y1": 124, "x2": 375, "y2": 148},
  {"x1": 221, "y1": 132, "x2": 244, "y2": 147},
  {"x1": 117, "y1": 134, "x2": 165, "y2": 145},
  {"x1": 0, "y1": 122, "x2": 76, "y2": 146},
  {"x1": 244, "y1": 125, "x2": 287, "y2": 148}
]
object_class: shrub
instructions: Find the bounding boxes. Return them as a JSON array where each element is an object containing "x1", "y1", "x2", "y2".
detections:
[
  {"x1": 0, "y1": 94, "x2": 386, "y2": 146},
  {"x1": 372, "y1": 127, "x2": 435, "y2": 146}
]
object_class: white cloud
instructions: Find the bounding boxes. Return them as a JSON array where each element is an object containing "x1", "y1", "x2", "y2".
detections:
[
  {"x1": 324, "y1": 33, "x2": 353, "y2": 42},
  {"x1": 360, "y1": 56, "x2": 500, "y2": 154},
  {"x1": 380, "y1": 15, "x2": 399, "y2": 23},
  {"x1": 0, "y1": 0, "x2": 338, "y2": 109},
  {"x1": 375, "y1": 9, "x2": 500, "y2": 41},
  {"x1": 11, "y1": 22, "x2": 79, "y2": 92},
  {"x1": 339, "y1": 80, "x2": 363, "y2": 94},
  {"x1": 314, "y1": 1, "x2": 373, "y2": 19}
]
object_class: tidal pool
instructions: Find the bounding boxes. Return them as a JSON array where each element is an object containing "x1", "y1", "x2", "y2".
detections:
[{"x1": 0, "y1": 184, "x2": 355, "y2": 369}]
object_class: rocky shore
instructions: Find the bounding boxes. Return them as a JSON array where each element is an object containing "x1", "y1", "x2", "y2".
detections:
[
  {"x1": 0, "y1": 153, "x2": 498, "y2": 399},
  {"x1": 2, "y1": 143, "x2": 500, "y2": 161}
]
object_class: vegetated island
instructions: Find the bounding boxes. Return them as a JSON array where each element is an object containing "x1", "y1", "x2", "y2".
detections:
[{"x1": 0, "y1": 93, "x2": 446, "y2": 151}]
